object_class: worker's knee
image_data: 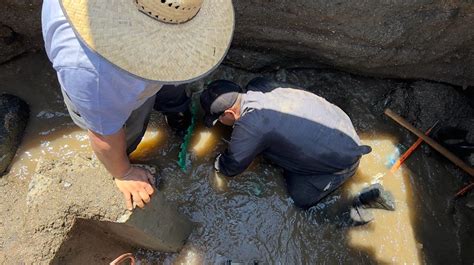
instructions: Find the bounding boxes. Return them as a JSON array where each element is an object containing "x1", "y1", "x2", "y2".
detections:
[
  {"x1": 290, "y1": 194, "x2": 321, "y2": 210},
  {"x1": 286, "y1": 178, "x2": 324, "y2": 210}
]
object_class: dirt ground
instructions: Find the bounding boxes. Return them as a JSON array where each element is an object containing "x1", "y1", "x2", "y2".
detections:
[{"x1": 0, "y1": 51, "x2": 473, "y2": 264}]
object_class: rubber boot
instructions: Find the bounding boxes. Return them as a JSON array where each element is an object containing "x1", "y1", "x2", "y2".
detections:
[
  {"x1": 164, "y1": 108, "x2": 192, "y2": 137},
  {"x1": 349, "y1": 205, "x2": 374, "y2": 226},
  {"x1": 354, "y1": 183, "x2": 396, "y2": 211}
]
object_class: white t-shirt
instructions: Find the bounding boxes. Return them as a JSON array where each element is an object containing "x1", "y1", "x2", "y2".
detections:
[{"x1": 41, "y1": 0, "x2": 162, "y2": 135}]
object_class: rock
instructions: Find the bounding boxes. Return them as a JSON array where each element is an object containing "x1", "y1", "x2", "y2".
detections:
[
  {"x1": 2, "y1": 1, "x2": 473, "y2": 86},
  {"x1": 0, "y1": 1, "x2": 42, "y2": 64},
  {"x1": 454, "y1": 196, "x2": 474, "y2": 264},
  {"x1": 384, "y1": 81, "x2": 474, "y2": 131},
  {"x1": 0, "y1": 24, "x2": 17, "y2": 45},
  {"x1": 0, "y1": 94, "x2": 29, "y2": 175},
  {"x1": 431, "y1": 126, "x2": 474, "y2": 166},
  {"x1": 20, "y1": 155, "x2": 193, "y2": 264},
  {"x1": 229, "y1": 1, "x2": 474, "y2": 87},
  {"x1": 0, "y1": 24, "x2": 25, "y2": 63}
]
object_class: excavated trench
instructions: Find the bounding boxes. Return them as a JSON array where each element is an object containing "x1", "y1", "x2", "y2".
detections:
[{"x1": 0, "y1": 51, "x2": 473, "y2": 264}]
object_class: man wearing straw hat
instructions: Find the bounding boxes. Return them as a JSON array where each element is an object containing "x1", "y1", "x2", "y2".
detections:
[{"x1": 42, "y1": 0, "x2": 234, "y2": 210}]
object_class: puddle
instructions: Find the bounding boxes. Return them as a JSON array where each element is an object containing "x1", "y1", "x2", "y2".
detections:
[
  {"x1": 346, "y1": 137, "x2": 421, "y2": 264},
  {"x1": 0, "y1": 53, "x2": 467, "y2": 264},
  {"x1": 131, "y1": 124, "x2": 424, "y2": 264}
]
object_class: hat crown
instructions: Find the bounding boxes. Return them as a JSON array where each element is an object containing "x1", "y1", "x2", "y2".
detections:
[{"x1": 135, "y1": 0, "x2": 204, "y2": 24}]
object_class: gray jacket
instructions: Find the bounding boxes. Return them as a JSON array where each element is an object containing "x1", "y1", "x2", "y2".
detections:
[{"x1": 216, "y1": 78, "x2": 371, "y2": 177}]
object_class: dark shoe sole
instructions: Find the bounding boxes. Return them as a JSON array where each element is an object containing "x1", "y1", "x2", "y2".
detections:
[{"x1": 357, "y1": 183, "x2": 396, "y2": 211}]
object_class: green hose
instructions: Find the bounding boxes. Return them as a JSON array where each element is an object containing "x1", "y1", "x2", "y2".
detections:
[{"x1": 177, "y1": 100, "x2": 197, "y2": 172}]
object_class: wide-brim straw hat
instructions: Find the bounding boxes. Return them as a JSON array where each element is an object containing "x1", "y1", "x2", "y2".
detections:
[{"x1": 59, "y1": 0, "x2": 234, "y2": 83}]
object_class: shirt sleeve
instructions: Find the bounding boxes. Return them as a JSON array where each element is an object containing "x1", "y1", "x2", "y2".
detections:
[
  {"x1": 57, "y1": 67, "x2": 131, "y2": 135},
  {"x1": 217, "y1": 114, "x2": 267, "y2": 177}
]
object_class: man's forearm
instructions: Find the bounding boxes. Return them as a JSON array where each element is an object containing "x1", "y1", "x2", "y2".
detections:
[
  {"x1": 88, "y1": 128, "x2": 131, "y2": 178},
  {"x1": 89, "y1": 128, "x2": 155, "y2": 210}
]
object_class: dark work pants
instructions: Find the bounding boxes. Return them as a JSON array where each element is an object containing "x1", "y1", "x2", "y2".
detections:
[
  {"x1": 127, "y1": 84, "x2": 190, "y2": 154},
  {"x1": 285, "y1": 161, "x2": 360, "y2": 209},
  {"x1": 153, "y1": 84, "x2": 190, "y2": 113}
]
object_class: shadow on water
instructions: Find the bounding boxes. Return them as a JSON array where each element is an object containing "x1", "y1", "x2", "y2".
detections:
[{"x1": 1, "y1": 52, "x2": 471, "y2": 264}]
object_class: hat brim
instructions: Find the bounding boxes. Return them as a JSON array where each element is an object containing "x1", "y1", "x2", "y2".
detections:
[
  {"x1": 204, "y1": 113, "x2": 220, "y2": 128},
  {"x1": 60, "y1": 0, "x2": 234, "y2": 84}
]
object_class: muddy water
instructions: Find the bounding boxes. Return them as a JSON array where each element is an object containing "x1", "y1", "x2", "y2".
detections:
[
  {"x1": 0, "y1": 54, "x2": 91, "y2": 179},
  {"x1": 130, "y1": 118, "x2": 423, "y2": 264},
  {"x1": 346, "y1": 137, "x2": 420, "y2": 264},
  {"x1": 1, "y1": 53, "x2": 465, "y2": 264}
]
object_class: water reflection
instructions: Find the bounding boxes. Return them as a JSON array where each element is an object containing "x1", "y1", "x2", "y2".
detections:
[
  {"x1": 191, "y1": 130, "x2": 216, "y2": 158},
  {"x1": 172, "y1": 246, "x2": 205, "y2": 265},
  {"x1": 130, "y1": 129, "x2": 166, "y2": 162},
  {"x1": 209, "y1": 171, "x2": 230, "y2": 193},
  {"x1": 9, "y1": 122, "x2": 90, "y2": 179}
]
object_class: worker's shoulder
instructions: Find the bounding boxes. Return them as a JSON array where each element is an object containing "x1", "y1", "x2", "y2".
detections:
[
  {"x1": 239, "y1": 109, "x2": 262, "y2": 124},
  {"x1": 237, "y1": 108, "x2": 276, "y2": 135},
  {"x1": 245, "y1": 77, "x2": 304, "y2": 93}
]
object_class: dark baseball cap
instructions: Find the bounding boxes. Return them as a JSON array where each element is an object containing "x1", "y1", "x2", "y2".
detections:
[{"x1": 200, "y1": 80, "x2": 242, "y2": 127}]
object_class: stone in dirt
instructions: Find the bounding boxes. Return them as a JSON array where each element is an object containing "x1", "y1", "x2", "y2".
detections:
[
  {"x1": 0, "y1": 1, "x2": 43, "y2": 64},
  {"x1": 0, "y1": 24, "x2": 25, "y2": 64},
  {"x1": 0, "y1": 94, "x2": 29, "y2": 175},
  {"x1": 18, "y1": 155, "x2": 193, "y2": 264}
]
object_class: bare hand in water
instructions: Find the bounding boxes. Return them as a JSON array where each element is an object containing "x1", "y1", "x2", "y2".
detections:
[{"x1": 114, "y1": 166, "x2": 155, "y2": 210}]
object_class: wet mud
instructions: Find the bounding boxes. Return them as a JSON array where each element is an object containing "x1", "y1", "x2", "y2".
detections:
[{"x1": 0, "y1": 52, "x2": 473, "y2": 264}]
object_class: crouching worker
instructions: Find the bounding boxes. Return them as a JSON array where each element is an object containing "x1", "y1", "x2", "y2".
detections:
[{"x1": 201, "y1": 77, "x2": 384, "y2": 213}]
